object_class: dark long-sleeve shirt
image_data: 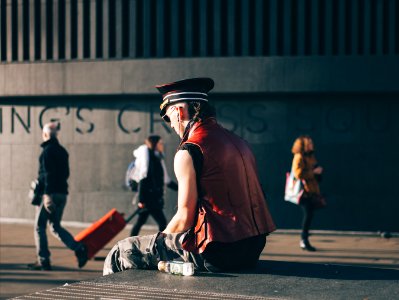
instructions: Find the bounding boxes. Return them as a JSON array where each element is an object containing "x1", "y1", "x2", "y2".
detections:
[{"x1": 38, "y1": 138, "x2": 69, "y2": 195}]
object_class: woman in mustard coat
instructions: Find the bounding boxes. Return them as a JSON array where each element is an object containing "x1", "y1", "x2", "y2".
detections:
[{"x1": 291, "y1": 135, "x2": 324, "y2": 251}]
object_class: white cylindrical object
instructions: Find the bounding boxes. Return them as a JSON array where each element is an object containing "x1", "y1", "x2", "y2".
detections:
[
  {"x1": 182, "y1": 262, "x2": 195, "y2": 276},
  {"x1": 158, "y1": 261, "x2": 194, "y2": 276}
]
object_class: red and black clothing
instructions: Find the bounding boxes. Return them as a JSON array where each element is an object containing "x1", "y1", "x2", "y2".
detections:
[
  {"x1": 181, "y1": 118, "x2": 275, "y2": 249},
  {"x1": 104, "y1": 117, "x2": 276, "y2": 274},
  {"x1": 179, "y1": 118, "x2": 275, "y2": 270},
  {"x1": 180, "y1": 143, "x2": 265, "y2": 270}
]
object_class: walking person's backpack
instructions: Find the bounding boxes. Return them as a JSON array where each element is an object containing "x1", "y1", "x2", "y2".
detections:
[{"x1": 125, "y1": 160, "x2": 138, "y2": 192}]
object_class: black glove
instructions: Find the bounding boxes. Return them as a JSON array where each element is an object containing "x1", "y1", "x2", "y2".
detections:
[{"x1": 167, "y1": 181, "x2": 178, "y2": 191}]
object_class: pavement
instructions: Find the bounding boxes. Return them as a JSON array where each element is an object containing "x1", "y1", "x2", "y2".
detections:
[{"x1": 1, "y1": 222, "x2": 398, "y2": 299}]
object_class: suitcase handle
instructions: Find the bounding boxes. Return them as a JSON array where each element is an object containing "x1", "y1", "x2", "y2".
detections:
[{"x1": 124, "y1": 207, "x2": 146, "y2": 223}]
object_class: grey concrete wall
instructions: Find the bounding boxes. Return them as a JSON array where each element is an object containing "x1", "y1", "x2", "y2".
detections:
[
  {"x1": 0, "y1": 98, "x2": 180, "y2": 225},
  {"x1": 1, "y1": 56, "x2": 399, "y2": 97},
  {"x1": 1, "y1": 94, "x2": 398, "y2": 231}
]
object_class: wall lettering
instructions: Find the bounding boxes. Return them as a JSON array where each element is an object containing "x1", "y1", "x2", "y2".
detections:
[
  {"x1": 217, "y1": 104, "x2": 238, "y2": 132},
  {"x1": 118, "y1": 104, "x2": 142, "y2": 134},
  {"x1": 294, "y1": 105, "x2": 316, "y2": 131},
  {"x1": 39, "y1": 106, "x2": 71, "y2": 129},
  {"x1": 150, "y1": 105, "x2": 171, "y2": 134},
  {"x1": 246, "y1": 104, "x2": 267, "y2": 133},
  {"x1": 366, "y1": 103, "x2": 390, "y2": 132},
  {"x1": 12, "y1": 107, "x2": 30, "y2": 133},
  {"x1": 76, "y1": 107, "x2": 95, "y2": 134},
  {"x1": 326, "y1": 106, "x2": 354, "y2": 132},
  {"x1": 2, "y1": 102, "x2": 391, "y2": 138}
]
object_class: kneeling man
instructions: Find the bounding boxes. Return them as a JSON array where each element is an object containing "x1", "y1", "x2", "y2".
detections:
[{"x1": 103, "y1": 78, "x2": 275, "y2": 275}]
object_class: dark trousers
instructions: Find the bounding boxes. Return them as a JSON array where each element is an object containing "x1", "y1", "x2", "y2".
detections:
[
  {"x1": 130, "y1": 209, "x2": 167, "y2": 236},
  {"x1": 301, "y1": 199, "x2": 315, "y2": 240},
  {"x1": 202, "y1": 234, "x2": 266, "y2": 272},
  {"x1": 34, "y1": 194, "x2": 80, "y2": 263}
]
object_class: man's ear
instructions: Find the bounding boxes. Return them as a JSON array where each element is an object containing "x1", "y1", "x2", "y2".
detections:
[{"x1": 177, "y1": 107, "x2": 182, "y2": 121}]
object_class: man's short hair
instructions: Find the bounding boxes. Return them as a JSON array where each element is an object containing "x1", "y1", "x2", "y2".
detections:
[{"x1": 42, "y1": 122, "x2": 59, "y2": 137}]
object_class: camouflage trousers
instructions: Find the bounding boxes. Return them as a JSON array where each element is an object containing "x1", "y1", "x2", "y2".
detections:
[{"x1": 103, "y1": 232, "x2": 204, "y2": 276}]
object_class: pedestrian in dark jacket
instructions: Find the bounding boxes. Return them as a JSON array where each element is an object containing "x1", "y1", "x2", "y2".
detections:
[
  {"x1": 129, "y1": 135, "x2": 177, "y2": 236},
  {"x1": 28, "y1": 122, "x2": 88, "y2": 271}
]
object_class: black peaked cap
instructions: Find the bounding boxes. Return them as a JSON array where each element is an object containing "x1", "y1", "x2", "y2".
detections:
[
  {"x1": 155, "y1": 77, "x2": 214, "y2": 95},
  {"x1": 156, "y1": 78, "x2": 215, "y2": 116}
]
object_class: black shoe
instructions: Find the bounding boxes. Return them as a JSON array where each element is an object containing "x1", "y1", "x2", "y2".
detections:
[
  {"x1": 75, "y1": 244, "x2": 88, "y2": 268},
  {"x1": 28, "y1": 261, "x2": 52, "y2": 271},
  {"x1": 300, "y1": 239, "x2": 316, "y2": 252}
]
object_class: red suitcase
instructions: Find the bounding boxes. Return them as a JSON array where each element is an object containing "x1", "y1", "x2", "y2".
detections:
[{"x1": 75, "y1": 208, "x2": 140, "y2": 259}]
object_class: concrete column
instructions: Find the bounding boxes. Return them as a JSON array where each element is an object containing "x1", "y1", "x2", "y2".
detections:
[
  {"x1": 77, "y1": 0, "x2": 83, "y2": 59},
  {"x1": 53, "y1": 0, "x2": 59, "y2": 60},
  {"x1": 128, "y1": 0, "x2": 136, "y2": 58},
  {"x1": 65, "y1": 0, "x2": 71, "y2": 59},
  {"x1": 156, "y1": 0, "x2": 164, "y2": 57},
  {"x1": 170, "y1": 0, "x2": 179, "y2": 57},
  {"x1": 297, "y1": 0, "x2": 306, "y2": 56},
  {"x1": 90, "y1": 0, "x2": 96, "y2": 59},
  {"x1": 337, "y1": 0, "x2": 346, "y2": 55},
  {"x1": 29, "y1": 0, "x2": 35, "y2": 61},
  {"x1": 102, "y1": 0, "x2": 109, "y2": 59},
  {"x1": 0, "y1": 1, "x2": 2, "y2": 60},
  {"x1": 40, "y1": 0, "x2": 46, "y2": 60},
  {"x1": 6, "y1": 0, "x2": 12, "y2": 62},
  {"x1": 269, "y1": 0, "x2": 278, "y2": 55},
  {"x1": 142, "y1": 0, "x2": 151, "y2": 57},
  {"x1": 254, "y1": 0, "x2": 264, "y2": 56},
  {"x1": 185, "y1": 0, "x2": 193, "y2": 57},
  {"x1": 388, "y1": 0, "x2": 396, "y2": 55},
  {"x1": 283, "y1": 0, "x2": 293, "y2": 55},
  {"x1": 17, "y1": 0, "x2": 23, "y2": 61},
  {"x1": 363, "y1": 0, "x2": 371, "y2": 55},
  {"x1": 227, "y1": 0, "x2": 235, "y2": 56},
  {"x1": 115, "y1": 0, "x2": 122, "y2": 58},
  {"x1": 310, "y1": 0, "x2": 319, "y2": 55},
  {"x1": 375, "y1": 0, "x2": 383, "y2": 55},
  {"x1": 241, "y1": 0, "x2": 249, "y2": 56},
  {"x1": 324, "y1": 0, "x2": 333, "y2": 56},
  {"x1": 351, "y1": 0, "x2": 359, "y2": 55},
  {"x1": 199, "y1": 0, "x2": 207, "y2": 56},
  {"x1": 213, "y1": 0, "x2": 221, "y2": 56}
]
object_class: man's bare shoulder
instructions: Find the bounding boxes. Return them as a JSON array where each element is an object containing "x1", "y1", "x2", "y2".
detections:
[
  {"x1": 174, "y1": 150, "x2": 195, "y2": 176},
  {"x1": 174, "y1": 149, "x2": 193, "y2": 164}
]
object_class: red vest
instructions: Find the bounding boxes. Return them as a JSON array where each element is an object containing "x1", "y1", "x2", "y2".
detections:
[{"x1": 181, "y1": 118, "x2": 276, "y2": 254}]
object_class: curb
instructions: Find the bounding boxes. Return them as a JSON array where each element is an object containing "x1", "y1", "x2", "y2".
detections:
[{"x1": 2, "y1": 217, "x2": 398, "y2": 238}]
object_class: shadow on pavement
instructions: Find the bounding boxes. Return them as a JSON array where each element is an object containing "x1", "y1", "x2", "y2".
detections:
[
  {"x1": 249, "y1": 260, "x2": 399, "y2": 280},
  {"x1": 195, "y1": 272, "x2": 237, "y2": 278},
  {"x1": 0, "y1": 277, "x2": 78, "y2": 285},
  {"x1": 0, "y1": 244, "x2": 65, "y2": 250},
  {"x1": 0, "y1": 263, "x2": 100, "y2": 273},
  {"x1": 317, "y1": 248, "x2": 399, "y2": 254},
  {"x1": 266, "y1": 252, "x2": 399, "y2": 262}
]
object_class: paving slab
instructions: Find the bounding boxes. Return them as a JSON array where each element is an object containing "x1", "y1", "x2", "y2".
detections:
[
  {"x1": 1, "y1": 223, "x2": 398, "y2": 299},
  {"x1": 11, "y1": 260, "x2": 399, "y2": 300}
]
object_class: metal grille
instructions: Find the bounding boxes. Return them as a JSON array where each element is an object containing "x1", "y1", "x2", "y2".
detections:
[
  {"x1": 13, "y1": 281, "x2": 281, "y2": 300},
  {"x1": 1, "y1": 0, "x2": 398, "y2": 63}
]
